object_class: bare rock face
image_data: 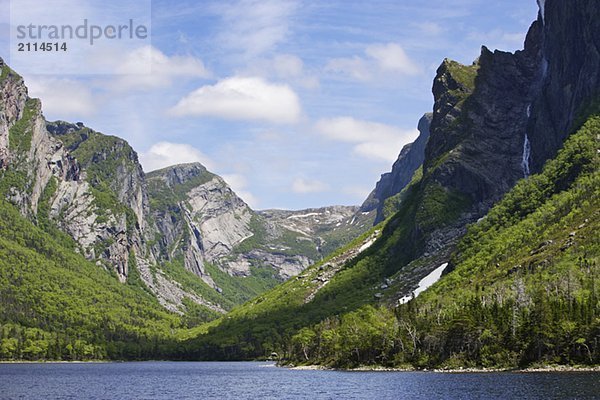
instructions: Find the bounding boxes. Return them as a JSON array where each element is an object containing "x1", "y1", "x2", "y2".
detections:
[
  {"x1": 44, "y1": 121, "x2": 150, "y2": 281},
  {"x1": 146, "y1": 165, "x2": 365, "y2": 284},
  {"x1": 528, "y1": 0, "x2": 600, "y2": 171},
  {"x1": 258, "y1": 205, "x2": 372, "y2": 258},
  {"x1": 424, "y1": 0, "x2": 600, "y2": 220},
  {"x1": 361, "y1": 113, "x2": 432, "y2": 223},
  {"x1": 186, "y1": 176, "x2": 254, "y2": 261},
  {"x1": 0, "y1": 61, "x2": 27, "y2": 168}
]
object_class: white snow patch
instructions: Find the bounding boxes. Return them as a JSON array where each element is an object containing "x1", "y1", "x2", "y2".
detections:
[
  {"x1": 349, "y1": 216, "x2": 356, "y2": 225},
  {"x1": 335, "y1": 222, "x2": 342, "y2": 227},
  {"x1": 358, "y1": 237, "x2": 377, "y2": 253},
  {"x1": 362, "y1": 212, "x2": 370, "y2": 215},
  {"x1": 287, "y1": 213, "x2": 320, "y2": 219},
  {"x1": 236, "y1": 232, "x2": 254, "y2": 245},
  {"x1": 526, "y1": 104, "x2": 531, "y2": 118},
  {"x1": 398, "y1": 263, "x2": 449, "y2": 305},
  {"x1": 284, "y1": 226, "x2": 310, "y2": 236}
]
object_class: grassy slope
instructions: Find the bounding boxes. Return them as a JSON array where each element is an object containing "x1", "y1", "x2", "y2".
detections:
[
  {"x1": 181, "y1": 115, "x2": 599, "y2": 365},
  {"x1": 0, "y1": 199, "x2": 181, "y2": 361},
  {"x1": 278, "y1": 115, "x2": 600, "y2": 368}
]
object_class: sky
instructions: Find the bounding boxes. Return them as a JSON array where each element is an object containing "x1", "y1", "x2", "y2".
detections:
[{"x1": 0, "y1": 0, "x2": 539, "y2": 210}]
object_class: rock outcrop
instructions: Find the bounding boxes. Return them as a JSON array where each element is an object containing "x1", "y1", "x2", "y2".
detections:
[
  {"x1": 361, "y1": 113, "x2": 432, "y2": 223},
  {"x1": 147, "y1": 165, "x2": 367, "y2": 283}
]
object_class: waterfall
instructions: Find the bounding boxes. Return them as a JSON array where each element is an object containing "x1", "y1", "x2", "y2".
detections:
[
  {"x1": 522, "y1": 103, "x2": 532, "y2": 178},
  {"x1": 521, "y1": 134, "x2": 531, "y2": 177},
  {"x1": 537, "y1": 0, "x2": 546, "y2": 24}
]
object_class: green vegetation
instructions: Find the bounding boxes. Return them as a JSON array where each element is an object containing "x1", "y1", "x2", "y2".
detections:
[
  {"x1": 204, "y1": 262, "x2": 279, "y2": 305},
  {"x1": 382, "y1": 167, "x2": 422, "y2": 221},
  {"x1": 0, "y1": 98, "x2": 40, "y2": 198},
  {"x1": 146, "y1": 165, "x2": 215, "y2": 212},
  {"x1": 0, "y1": 63, "x2": 20, "y2": 84},
  {"x1": 270, "y1": 115, "x2": 600, "y2": 369},
  {"x1": 8, "y1": 98, "x2": 38, "y2": 154},
  {"x1": 175, "y1": 159, "x2": 472, "y2": 360},
  {"x1": 0, "y1": 199, "x2": 182, "y2": 360},
  {"x1": 416, "y1": 182, "x2": 471, "y2": 232},
  {"x1": 444, "y1": 59, "x2": 479, "y2": 93},
  {"x1": 230, "y1": 214, "x2": 267, "y2": 254}
]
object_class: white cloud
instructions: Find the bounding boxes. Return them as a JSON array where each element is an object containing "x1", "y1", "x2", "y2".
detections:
[
  {"x1": 215, "y1": 0, "x2": 298, "y2": 58},
  {"x1": 291, "y1": 178, "x2": 329, "y2": 194},
  {"x1": 325, "y1": 56, "x2": 372, "y2": 81},
  {"x1": 272, "y1": 54, "x2": 303, "y2": 77},
  {"x1": 315, "y1": 117, "x2": 418, "y2": 162},
  {"x1": 245, "y1": 54, "x2": 319, "y2": 89},
  {"x1": 139, "y1": 142, "x2": 215, "y2": 172},
  {"x1": 365, "y1": 43, "x2": 420, "y2": 75},
  {"x1": 26, "y1": 76, "x2": 95, "y2": 118},
  {"x1": 168, "y1": 76, "x2": 302, "y2": 124},
  {"x1": 111, "y1": 45, "x2": 210, "y2": 91},
  {"x1": 414, "y1": 22, "x2": 443, "y2": 36},
  {"x1": 222, "y1": 173, "x2": 259, "y2": 208},
  {"x1": 325, "y1": 42, "x2": 420, "y2": 81},
  {"x1": 270, "y1": 54, "x2": 319, "y2": 89}
]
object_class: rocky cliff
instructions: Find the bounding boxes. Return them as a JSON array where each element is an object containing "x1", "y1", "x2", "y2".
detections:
[
  {"x1": 528, "y1": 0, "x2": 600, "y2": 171},
  {"x1": 361, "y1": 113, "x2": 431, "y2": 223},
  {"x1": 146, "y1": 164, "x2": 365, "y2": 283}
]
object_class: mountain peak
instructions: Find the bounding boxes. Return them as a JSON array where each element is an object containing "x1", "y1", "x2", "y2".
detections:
[{"x1": 146, "y1": 162, "x2": 214, "y2": 187}]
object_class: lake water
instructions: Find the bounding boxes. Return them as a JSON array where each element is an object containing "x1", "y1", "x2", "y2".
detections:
[{"x1": 0, "y1": 362, "x2": 599, "y2": 399}]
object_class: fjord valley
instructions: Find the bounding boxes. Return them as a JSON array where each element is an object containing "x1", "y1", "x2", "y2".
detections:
[{"x1": 0, "y1": 0, "x2": 598, "y2": 373}]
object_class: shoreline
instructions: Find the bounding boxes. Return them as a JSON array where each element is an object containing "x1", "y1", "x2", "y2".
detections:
[
  {"x1": 286, "y1": 364, "x2": 600, "y2": 373},
  {"x1": 2, "y1": 360, "x2": 599, "y2": 373}
]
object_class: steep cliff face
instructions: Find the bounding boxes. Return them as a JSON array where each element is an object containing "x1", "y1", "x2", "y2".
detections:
[
  {"x1": 529, "y1": 0, "x2": 600, "y2": 171},
  {"x1": 361, "y1": 113, "x2": 432, "y2": 223},
  {"x1": 146, "y1": 164, "x2": 365, "y2": 285},
  {"x1": 0, "y1": 70, "x2": 229, "y2": 314},
  {"x1": 45, "y1": 121, "x2": 149, "y2": 280},
  {"x1": 426, "y1": 0, "x2": 600, "y2": 211},
  {"x1": 146, "y1": 163, "x2": 251, "y2": 285},
  {"x1": 0, "y1": 61, "x2": 27, "y2": 169}
]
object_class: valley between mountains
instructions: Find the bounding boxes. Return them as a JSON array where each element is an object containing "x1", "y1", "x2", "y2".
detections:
[{"x1": 0, "y1": 0, "x2": 598, "y2": 369}]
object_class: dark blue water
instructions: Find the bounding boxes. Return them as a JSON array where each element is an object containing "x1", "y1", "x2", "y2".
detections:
[{"x1": 0, "y1": 362, "x2": 598, "y2": 399}]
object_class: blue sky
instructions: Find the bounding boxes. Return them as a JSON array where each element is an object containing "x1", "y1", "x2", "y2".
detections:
[{"x1": 0, "y1": 0, "x2": 539, "y2": 210}]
